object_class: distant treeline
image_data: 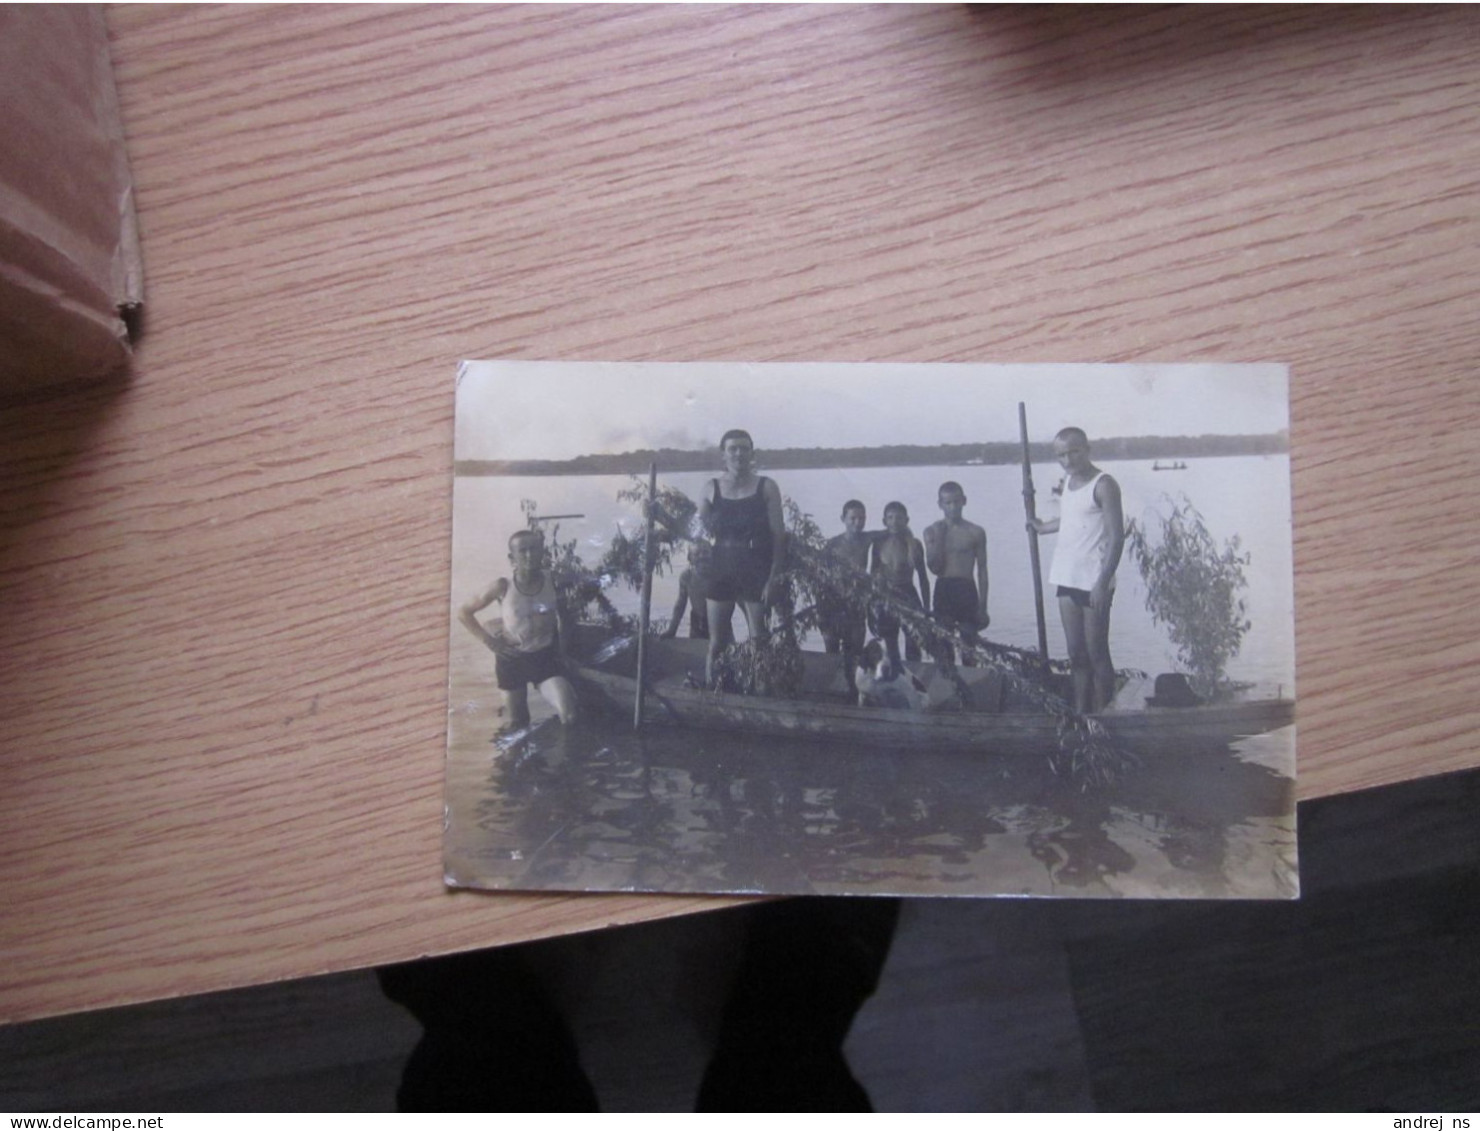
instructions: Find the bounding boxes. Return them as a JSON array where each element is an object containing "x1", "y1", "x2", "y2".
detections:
[{"x1": 456, "y1": 432, "x2": 1288, "y2": 477}]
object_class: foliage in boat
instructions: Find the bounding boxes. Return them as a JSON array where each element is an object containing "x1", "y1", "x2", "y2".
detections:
[
  {"x1": 518, "y1": 498, "x2": 629, "y2": 631},
  {"x1": 526, "y1": 479, "x2": 1153, "y2": 789},
  {"x1": 1127, "y1": 496, "x2": 1252, "y2": 699},
  {"x1": 607, "y1": 478, "x2": 701, "y2": 585},
  {"x1": 711, "y1": 634, "x2": 806, "y2": 698}
]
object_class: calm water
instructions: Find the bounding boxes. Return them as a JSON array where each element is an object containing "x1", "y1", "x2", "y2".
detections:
[{"x1": 445, "y1": 456, "x2": 1297, "y2": 900}]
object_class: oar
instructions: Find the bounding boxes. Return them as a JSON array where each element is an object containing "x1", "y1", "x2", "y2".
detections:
[
  {"x1": 633, "y1": 461, "x2": 659, "y2": 730},
  {"x1": 1018, "y1": 403, "x2": 1051, "y2": 670}
]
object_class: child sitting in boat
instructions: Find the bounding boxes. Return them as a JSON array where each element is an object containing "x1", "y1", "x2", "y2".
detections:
[
  {"x1": 854, "y1": 638, "x2": 930, "y2": 711},
  {"x1": 661, "y1": 542, "x2": 712, "y2": 640}
]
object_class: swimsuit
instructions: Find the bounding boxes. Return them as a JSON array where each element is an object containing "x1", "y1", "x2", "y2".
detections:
[
  {"x1": 1057, "y1": 585, "x2": 1116, "y2": 610},
  {"x1": 870, "y1": 581, "x2": 922, "y2": 630},
  {"x1": 870, "y1": 580, "x2": 924, "y2": 662},
  {"x1": 495, "y1": 572, "x2": 563, "y2": 689},
  {"x1": 688, "y1": 604, "x2": 710, "y2": 639},
  {"x1": 706, "y1": 477, "x2": 773, "y2": 603},
  {"x1": 933, "y1": 576, "x2": 982, "y2": 631},
  {"x1": 820, "y1": 536, "x2": 871, "y2": 651},
  {"x1": 503, "y1": 572, "x2": 558, "y2": 651},
  {"x1": 496, "y1": 643, "x2": 564, "y2": 691},
  {"x1": 820, "y1": 592, "x2": 866, "y2": 650}
]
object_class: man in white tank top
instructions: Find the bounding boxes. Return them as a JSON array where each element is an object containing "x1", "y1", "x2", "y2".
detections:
[
  {"x1": 1029, "y1": 427, "x2": 1125, "y2": 714},
  {"x1": 459, "y1": 529, "x2": 577, "y2": 734}
]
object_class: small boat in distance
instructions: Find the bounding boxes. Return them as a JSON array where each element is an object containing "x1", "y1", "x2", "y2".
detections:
[
  {"x1": 569, "y1": 626, "x2": 1294, "y2": 757},
  {"x1": 1151, "y1": 460, "x2": 1188, "y2": 471}
]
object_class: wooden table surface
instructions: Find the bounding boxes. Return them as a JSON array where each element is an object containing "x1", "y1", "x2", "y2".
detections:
[{"x1": 3, "y1": 4, "x2": 1478, "y2": 1023}]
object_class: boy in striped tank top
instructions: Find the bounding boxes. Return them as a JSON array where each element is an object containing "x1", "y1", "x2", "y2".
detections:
[{"x1": 459, "y1": 529, "x2": 578, "y2": 733}]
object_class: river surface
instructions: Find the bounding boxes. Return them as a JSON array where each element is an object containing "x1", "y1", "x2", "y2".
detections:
[{"x1": 445, "y1": 456, "x2": 1297, "y2": 900}]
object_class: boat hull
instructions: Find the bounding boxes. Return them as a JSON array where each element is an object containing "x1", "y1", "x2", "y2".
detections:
[{"x1": 570, "y1": 629, "x2": 1294, "y2": 757}]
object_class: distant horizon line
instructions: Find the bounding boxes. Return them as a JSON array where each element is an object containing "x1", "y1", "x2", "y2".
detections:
[{"x1": 456, "y1": 431, "x2": 1289, "y2": 475}]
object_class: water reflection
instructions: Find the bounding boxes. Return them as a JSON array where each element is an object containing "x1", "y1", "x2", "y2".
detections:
[
  {"x1": 449, "y1": 717, "x2": 1297, "y2": 900},
  {"x1": 1027, "y1": 803, "x2": 1139, "y2": 889}
]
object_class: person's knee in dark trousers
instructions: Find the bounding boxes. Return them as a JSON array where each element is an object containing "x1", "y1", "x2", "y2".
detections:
[
  {"x1": 377, "y1": 946, "x2": 598, "y2": 1112},
  {"x1": 696, "y1": 897, "x2": 901, "y2": 1112}
]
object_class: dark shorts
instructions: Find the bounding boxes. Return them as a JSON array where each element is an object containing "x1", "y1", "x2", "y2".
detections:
[
  {"x1": 869, "y1": 582, "x2": 922, "y2": 637},
  {"x1": 495, "y1": 642, "x2": 564, "y2": 691},
  {"x1": 1057, "y1": 585, "x2": 1115, "y2": 610},
  {"x1": 688, "y1": 608, "x2": 710, "y2": 640},
  {"x1": 933, "y1": 577, "x2": 982, "y2": 631},
  {"x1": 709, "y1": 539, "x2": 769, "y2": 604},
  {"x1": 819, "y1": 592, "x2": 866, "y2": 650}
]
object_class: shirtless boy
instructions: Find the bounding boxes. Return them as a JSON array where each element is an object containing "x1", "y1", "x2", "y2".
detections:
[
  {"x1": 826, "y1": 500, "x2": 874, "y2": 575},
  {"x1": 661, "y1": 542, "x2": 712, "y2": 641},
  {"x1": 458, "y1": 529, "x2": 577, "y2": 732},
  {"x1": 1029, "y1": 427, "x2": 1125, "y2": 714},
  {"x1": 869, "y1": 501, "x2": 930, "y2": 666},
  {"x1": 923, "y1": 481, "x2": 989, "y2": 661},
  {"x1": 821, "y1": 500, "x2": 873, "y2": 696}
]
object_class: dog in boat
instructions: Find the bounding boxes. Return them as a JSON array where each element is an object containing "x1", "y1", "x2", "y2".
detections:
[{"x1": 854, "y1": 638, "x2": 930, "y2": 710}]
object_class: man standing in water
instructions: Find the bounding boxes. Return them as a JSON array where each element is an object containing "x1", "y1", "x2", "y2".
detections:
[
  {"x1": 1031, "y1": 427, "x2": 1125, "y2": 714},
  {"x1": 459, "y1": 528, "x2": 578, "y2": 733},
  {"x1": 698, "y1": 429, "x2": 787, "y2": 688},
  {"x1": 923, "y1": 481, "x2": 989, "y2": 662}
]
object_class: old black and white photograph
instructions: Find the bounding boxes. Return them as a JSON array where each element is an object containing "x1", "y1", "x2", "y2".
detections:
[{"x1": 445, "y1": 361, "x2": 1296, "y2": 900}]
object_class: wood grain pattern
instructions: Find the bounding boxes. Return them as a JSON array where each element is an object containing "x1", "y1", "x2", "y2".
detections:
[{"x1": 2, "y1": 4, "x2": 1478, "y2": 1022}]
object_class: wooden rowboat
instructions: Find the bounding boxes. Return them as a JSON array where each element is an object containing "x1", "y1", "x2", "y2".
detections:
[{"x1": 569, "y1": 626, "x2": 1294, "y2": 757}]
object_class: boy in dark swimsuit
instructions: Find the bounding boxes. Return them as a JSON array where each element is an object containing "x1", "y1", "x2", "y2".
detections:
[
  {"x1": 923, "y1": 481, "x2": 989, "y2": 663},
  {"x1": 821, "y1": 500, "x2": 874, "y2": 699},
  {"x1": 869, "y1": 501, "x2": 930, "y2": 667}
]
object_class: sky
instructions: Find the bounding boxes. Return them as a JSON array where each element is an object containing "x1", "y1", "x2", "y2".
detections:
[{"x1": 454, "y1": 361, "x2": 1289, "y2": 462}]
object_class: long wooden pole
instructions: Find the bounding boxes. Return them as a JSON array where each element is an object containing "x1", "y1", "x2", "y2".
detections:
[
  {"x1": 633, "y1": 461, "x2": 658, "y2": 729},
  {"x1": 1018, "y1": 403, "x2": 1051, "y2": 668}
]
